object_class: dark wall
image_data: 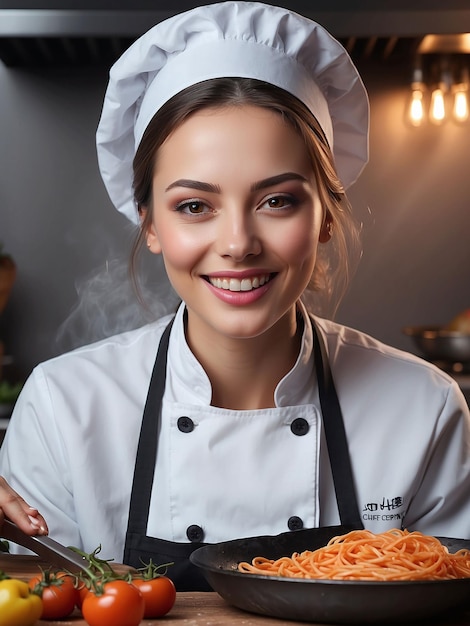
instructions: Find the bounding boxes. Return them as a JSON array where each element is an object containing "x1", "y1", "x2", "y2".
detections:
[{"x1": 1, "y1": 60, "x2": 470, "y2": 381}]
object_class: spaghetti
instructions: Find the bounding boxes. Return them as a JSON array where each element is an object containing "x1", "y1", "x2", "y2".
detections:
[{"x1": 237, "y1": 529, "x2": 470, "y2": 581}]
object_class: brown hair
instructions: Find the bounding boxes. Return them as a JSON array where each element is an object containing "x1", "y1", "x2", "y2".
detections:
[{"x1": 131, "y1": 78, "x2": 361, "y2": 318}]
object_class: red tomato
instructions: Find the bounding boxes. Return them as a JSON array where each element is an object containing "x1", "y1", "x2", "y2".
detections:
[
  {"x1": 76, "y1": 581, "x2": 91, "y2": 609},
  {"x1": 132, "y1": 575, "x2": 176, "y2": 618},
  {"x1": 82, "y1": 580, "x2": 145, "y2": 626},
  {"x1": 28, "y1": 572, "x2": 78, "y2": 619}
]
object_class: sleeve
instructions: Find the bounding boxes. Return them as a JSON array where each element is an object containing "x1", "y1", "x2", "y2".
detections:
[
  {"x1": 405, "y1": 380, "x2": 470, "y2": 539},
  {"x1": 0, "y1": 365, "x2": 82, "y2": 552}
]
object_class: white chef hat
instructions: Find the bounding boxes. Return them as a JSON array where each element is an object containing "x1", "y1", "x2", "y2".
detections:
[{"x1": 96, "y1": 1, "x2": 369, "y2": 224}]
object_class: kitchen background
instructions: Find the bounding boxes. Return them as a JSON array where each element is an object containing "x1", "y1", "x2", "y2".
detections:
[{"x1": 1, "y1": 1, "x2": 470, "y2": 396}]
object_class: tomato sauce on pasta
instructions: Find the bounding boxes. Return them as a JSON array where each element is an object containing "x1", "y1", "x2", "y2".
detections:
[{"x1": 237, "y1": 529, "x2": 470, "y2": 581}]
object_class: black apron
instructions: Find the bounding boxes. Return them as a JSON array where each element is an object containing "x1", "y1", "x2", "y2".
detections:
[{"x1": 123, "y1": 317, "x2": 363, "y2": 591}]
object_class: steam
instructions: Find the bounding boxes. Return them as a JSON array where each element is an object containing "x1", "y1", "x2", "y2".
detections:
[{"x1": 55, "y1": 254, "x2": 180, "y2": 352}]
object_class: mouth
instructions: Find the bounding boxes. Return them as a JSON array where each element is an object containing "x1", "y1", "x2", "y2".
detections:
[{"x1": 205, "y1": 273, "x2": 275, "y2": 292}]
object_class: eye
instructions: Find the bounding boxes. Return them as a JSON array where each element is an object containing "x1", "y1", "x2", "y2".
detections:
[
  {"x1": 175, "y1": 199, "x2": 210, "y2": 215},
  {"x1": 267, "y1": 197, "x2": 287, "y2": 208},
  {"x1": 260, "y1": 195, "x2": 297, "y2": 211}
]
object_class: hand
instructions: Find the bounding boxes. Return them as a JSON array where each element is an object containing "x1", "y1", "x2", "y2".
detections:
[{"x1": 0, "y1": 476, "x2": 48, "y2": 536}]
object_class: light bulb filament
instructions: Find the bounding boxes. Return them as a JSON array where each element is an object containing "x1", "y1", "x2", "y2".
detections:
[
  {"x1": 430, "y1": 88, "x2": 446, "y2": 124},
  {"x1": 409, "y1": 89, "x2": 424, "y2": 126},
  {"x1": 453, "y1": 89, "x2": 469, "y2": 122}
]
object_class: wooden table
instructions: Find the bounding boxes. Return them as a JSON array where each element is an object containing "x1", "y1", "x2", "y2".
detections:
[{"x1": 2, "y1": 554, "x2": 470, "y2": 625}]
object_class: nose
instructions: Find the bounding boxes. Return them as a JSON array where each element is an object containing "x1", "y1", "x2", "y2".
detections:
[{"x1": 216, "y1": 210, "x2": 262, "y2": 261}]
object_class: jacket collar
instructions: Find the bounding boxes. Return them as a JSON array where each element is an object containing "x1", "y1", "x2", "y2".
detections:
[{"x1": 166, "y1": 302, "x2": 315, "y2": 407}]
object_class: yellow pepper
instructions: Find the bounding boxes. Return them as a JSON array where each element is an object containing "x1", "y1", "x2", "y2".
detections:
[{"x1": 0, "y1": 578, "x2": 43, "y2": 626}]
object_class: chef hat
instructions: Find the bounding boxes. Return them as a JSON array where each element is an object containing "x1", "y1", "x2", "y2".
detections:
[{"x1": 96, "y1": 1, "x2": 369, "y2": 224}]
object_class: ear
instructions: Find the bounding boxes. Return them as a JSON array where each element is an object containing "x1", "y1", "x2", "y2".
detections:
[
  {"x1": 319, "y1": 213, "x2": 333, "y2": 243},
  {"x1": 140, "y1": 206, "x2": 162, "y2": 254}
]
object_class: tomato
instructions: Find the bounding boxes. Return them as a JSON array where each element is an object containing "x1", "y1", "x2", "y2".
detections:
[
  {"x1": 0, "y1": 578, "x2": 43, "y2": 626},
  {"x1": 132, "y1": 575, "x2": 176, "y2": 617},
  {"x1": 76, "y1": 581, "x2": 92, "y2": 609},
  {"x1": 28, "y1": 571, "x2": 78, "y2": 619},
  {"x1": 81, "y1": 580, "x2": 145, "y2": 626}
]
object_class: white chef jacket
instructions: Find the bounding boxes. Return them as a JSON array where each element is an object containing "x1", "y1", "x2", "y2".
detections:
[{"x1": 1, "y1": 302, "x2": 469, "y2": 562}]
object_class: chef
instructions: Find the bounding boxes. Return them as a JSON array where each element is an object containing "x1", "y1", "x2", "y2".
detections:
[{"x1": 1, "y1": 1, "x2": 469, "y2": 592}]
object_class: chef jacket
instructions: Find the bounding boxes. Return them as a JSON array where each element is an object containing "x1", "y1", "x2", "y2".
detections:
[{"x1": 1, "y1": 301, "x2": 469, "y2": 562}]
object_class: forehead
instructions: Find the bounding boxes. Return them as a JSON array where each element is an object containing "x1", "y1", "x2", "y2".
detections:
[
  {"x1": 172, "y1": 102, "x2": 303, "y2": 140},
  {"x1": 154, "y1": 104, "x2": 312, "y2": 179}
]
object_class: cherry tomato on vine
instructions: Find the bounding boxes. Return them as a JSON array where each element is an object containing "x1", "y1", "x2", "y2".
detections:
[
  {"x1": 132, "y1": 575, "x2": 176, "y2": 618},
  {"x1": 81, "y1": 580, "x2": 145, "y2": 626},
  {"x1": 28, "y1": 571, "x2": 78, "y2": 619},
  {"x1": 76, "y1": 582, "x2": 92, "y2": 609}
]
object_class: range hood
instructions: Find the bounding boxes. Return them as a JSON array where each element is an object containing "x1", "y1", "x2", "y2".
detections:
[{"x1": 1, "y1": 1, "x2": 470, "y2": 68}]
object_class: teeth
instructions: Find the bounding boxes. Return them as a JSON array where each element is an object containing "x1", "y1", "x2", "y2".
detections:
[{"x1": 209, "y1": 274, "x2": 271, "y2": 292}]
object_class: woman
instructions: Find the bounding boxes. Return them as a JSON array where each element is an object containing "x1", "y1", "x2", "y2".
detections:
[{"x1": 1, "y1": 2, "x2": 469, "y2": 591}]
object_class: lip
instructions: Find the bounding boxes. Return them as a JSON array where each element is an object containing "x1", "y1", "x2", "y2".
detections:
[
  {"x1": 205, "y1": 269, "x2": 273, "y2": 279},
  {"x1": 203, "y1": 272, "x2": 276, "y2": 306}
]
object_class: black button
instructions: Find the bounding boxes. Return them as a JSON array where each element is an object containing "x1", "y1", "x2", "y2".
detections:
[
  {"x1": 186, "y1": 524, "x2": 204, "y2": 542},
  {"x1": 290, "y1": 418, "x2": 309, "y2": 436},
  {"x1": 287, "y1": 516, "x2": 304, "y2": 531},
  {"x1": 177, "y1": 416, "x2": 194, "y2": 433}
]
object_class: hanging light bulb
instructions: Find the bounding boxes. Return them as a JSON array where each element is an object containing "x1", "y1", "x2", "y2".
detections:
[
  {"x1": 408, "y1": 66, "x2": 425, "y2": 127},
  {"x1": 429, "y1": 85, "x2": 447, "y2": 124},
  {"x1": 410, "y1": 91, "x2": 425, "y2": 125},
  {"x1": 453, "y1": 88, "x2": 469, "y2": 121},
  {"x1": 409, "y1": 89, "x2": 425, "y2": 126},
  {"x1": 452, "y1": 67, "x2": 469, "y2": 123},
  {"x1": 429, "y1": 60, "x2": 452, "y2": 125}
]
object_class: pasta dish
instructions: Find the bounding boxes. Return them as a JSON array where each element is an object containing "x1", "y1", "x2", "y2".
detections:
[{"x1": 237, "y1": 529, "x2": 470, "y2": 581}]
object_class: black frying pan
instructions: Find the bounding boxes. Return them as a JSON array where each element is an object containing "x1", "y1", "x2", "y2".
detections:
[{"x1": 190, "y1": 526, "x2": 470, "y2": 624}]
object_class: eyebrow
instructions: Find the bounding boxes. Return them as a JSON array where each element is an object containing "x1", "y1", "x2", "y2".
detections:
[
  {"x1": 165, "y1": 172, "x2": 307, "y2": 194},
  {"x1": 165, "y1": 179, "x2": 221, "y2": 193},
  {"x1": 250, "y1": 172, "x2": 308, "y2": 191}
]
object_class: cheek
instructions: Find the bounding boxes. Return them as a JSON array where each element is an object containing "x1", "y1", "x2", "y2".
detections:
[
  {"x1": 154, "y1": 223, "x2": 205, "y2": 272},
  {"x1": 278, "y1": 220, "x2": 320, "y2": 268}
]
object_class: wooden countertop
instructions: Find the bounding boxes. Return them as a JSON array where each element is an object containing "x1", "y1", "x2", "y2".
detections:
[
  {"x1": 0, "y1": 554, "x2": 310, "y2": 625},
  {"x1": 2, "y1": 554, "x2": 470, "y2": 626}
]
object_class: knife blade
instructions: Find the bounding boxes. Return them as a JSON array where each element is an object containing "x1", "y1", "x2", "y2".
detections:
[{"x1": 1, "y1": 519, "x2": 88, "y2": 573}]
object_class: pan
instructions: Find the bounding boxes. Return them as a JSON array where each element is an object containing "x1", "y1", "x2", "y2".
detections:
[
  {"x1": 403, "y1": 326, "x2": 470, "y2": 363},
  {"x1": 190, "y1": 526, "x2": 470, "y2": 624}
]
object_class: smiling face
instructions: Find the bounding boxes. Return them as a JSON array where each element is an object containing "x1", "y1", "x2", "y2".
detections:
[{"x1": 146, "y1": 104, "x2": 326, "y2": 346}]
